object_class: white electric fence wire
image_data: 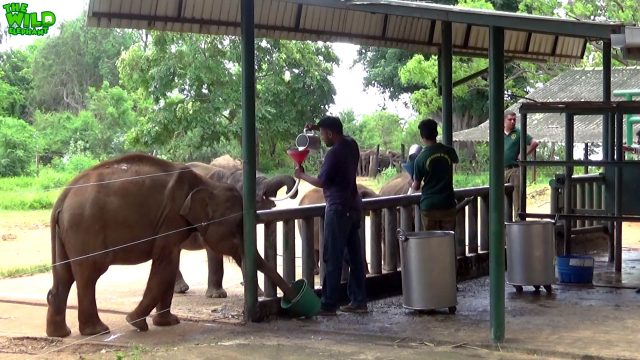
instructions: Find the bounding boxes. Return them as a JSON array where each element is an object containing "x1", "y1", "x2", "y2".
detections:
[
  {"x1": 32, "y1": 307, "x2": 172, "y2": 358},
  {"x1": 8, "y1": 168, "x2": 194, "y2": 196}
]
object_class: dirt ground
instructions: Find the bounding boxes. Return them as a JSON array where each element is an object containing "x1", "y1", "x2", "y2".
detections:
[{"x1": 2, "y1": 182, "x2": 640, "y2": 359}]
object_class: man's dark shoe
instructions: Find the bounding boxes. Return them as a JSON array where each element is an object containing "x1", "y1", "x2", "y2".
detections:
[
  {"x1": 339, "y1": 304, "x2": 368, "y2": 314},
  {"x1": 636, "y1": 288, "x2": 640, "y2": 294},
  {"x1": 317, "y1": 308, "x2": 337, "y2": 316}
]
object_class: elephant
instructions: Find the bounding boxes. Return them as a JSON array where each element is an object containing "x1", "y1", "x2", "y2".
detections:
[
  {"x1": 378, "y1": 172, "x2": 413, "y2": 271},
  {"x1": 297, "y1": 184, "x2": 378, "y2": 275},
  {"x1": 174, "y1": 161, "x2": 298, "y2": 298},
  {"x1": 46, "y1": 154, "x2": 297, "y2": 338},
  {"x1": 379, "y1": 172, "x2": 411, "y2": 196}
]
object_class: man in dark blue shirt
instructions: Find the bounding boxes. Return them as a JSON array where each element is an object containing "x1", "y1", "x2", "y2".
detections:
[{"x1": 294, "y1": 115, "x2": 367, "y2": 315}]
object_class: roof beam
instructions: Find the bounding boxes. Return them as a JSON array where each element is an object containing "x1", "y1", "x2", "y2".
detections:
[{"x1": 342, "y1": 0, "x2": 621, "y2": 39}]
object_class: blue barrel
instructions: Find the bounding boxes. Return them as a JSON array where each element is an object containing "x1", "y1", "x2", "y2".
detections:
[{"x1": 556, "y1": 255, "x2": 594, "y2": 284}]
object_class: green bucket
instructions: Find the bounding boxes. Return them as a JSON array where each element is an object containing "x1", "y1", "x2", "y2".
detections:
[{"x1": 280, "y1": 279, "x2": 321, "y2": 317}]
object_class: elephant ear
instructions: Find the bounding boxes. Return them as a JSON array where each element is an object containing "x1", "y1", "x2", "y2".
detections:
[
  {"x1": 207, "y1": 168, "x2": 229, "y2": 183},
  {"x1": 180, "y1": 187, "x2": 215, "y2": 236}
]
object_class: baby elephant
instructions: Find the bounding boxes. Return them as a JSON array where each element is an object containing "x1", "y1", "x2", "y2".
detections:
[{"x1": 46, "y1": 154, "x2": 296, "y2": 337}]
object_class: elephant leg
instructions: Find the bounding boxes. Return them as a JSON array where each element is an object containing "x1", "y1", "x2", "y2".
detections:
[
  {"x1": 74, "y1": 263, "x2": 109, "y2": 336},
  {"x1": 174, "y1": 268, "x2": 189, "y2": 294},
  {"x1": 46, "y1": 260, "x2": 74, "y2": 338},
  {"x1": 153, "y1": 281, "x2": 180, "y2": 327},
  {"x1": 205, "y1": 250, "x2": 227, "y2": 298},
  {"x1": 127, "y1": 249, "x2": 181, "y2": 332}
]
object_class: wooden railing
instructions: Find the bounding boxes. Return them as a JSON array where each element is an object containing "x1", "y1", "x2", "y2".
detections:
[
  {"x1": 549, "y1": 173, "x2": 606, "y2": 228},
  {"x1": 255, "y1": 184, "x2": 514, "y2": 300}
]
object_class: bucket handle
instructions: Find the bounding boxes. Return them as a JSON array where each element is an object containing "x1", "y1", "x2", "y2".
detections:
[{"x1": 396, "y1": 228, "x2": 408, "y2": 242}]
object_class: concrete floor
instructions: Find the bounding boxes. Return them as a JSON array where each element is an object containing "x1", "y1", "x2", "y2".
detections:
[{"x1": 2, "y1": 251, "x2": 640, "y2": 359}]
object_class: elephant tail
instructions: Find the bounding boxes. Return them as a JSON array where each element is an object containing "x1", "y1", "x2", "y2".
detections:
[{"x1": 50, "y1": 207, "x2": 69, "y2": 266}]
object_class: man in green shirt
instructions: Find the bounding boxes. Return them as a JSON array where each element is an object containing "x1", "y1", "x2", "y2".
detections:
[
  {"x1": 504, "y1": 110, "x2": 539, "y2": 220},
  {"x1": 411, "y1": 119, "x2": 459, "y2": 231}
]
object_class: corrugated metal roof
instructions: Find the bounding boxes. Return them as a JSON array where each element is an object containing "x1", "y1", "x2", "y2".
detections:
[
  {"x1": 86, "y1": 0, "x2": 623, "y2": 64},
  {"x1": 453, "y1": 68, "x2": 640, "y2": 143}
]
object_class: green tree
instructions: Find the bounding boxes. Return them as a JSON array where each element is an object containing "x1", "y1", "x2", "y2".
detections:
[
  {"x1": 0, "y1": 117, "x2": 37, "y2": 176},
  {"x1": 30, "y1": 16, "x2": 138, "y2": 112},
  {"x1": 0, "y1": 47, "x2": 34, "y2": 118},
  {"x1": 87, "y1": 82, "x2": 137, "y2": 157},
  {"x1": 357, "y1": 111, "x2": 403, "y2": 150},
  {"x1": 119, "y1": 33, "x2": 337, "y2": 168},
  {"x1": 31, "y1": 111, "x2": 99, "y2": 163},
  {"x1": 0, "y1": 72, "x2": 24, "y2": 118},
  {"x1": 355, "y1": 0, "x2": 565, "y2": 131}
]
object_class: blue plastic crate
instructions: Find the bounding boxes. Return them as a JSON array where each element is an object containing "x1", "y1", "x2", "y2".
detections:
[{"x1": 556, "y1": 255, "x2": 594, "y2": 284}]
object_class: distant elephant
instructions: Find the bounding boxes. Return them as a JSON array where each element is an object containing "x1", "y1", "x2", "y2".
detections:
[
  {"x1": 359, "y1": 150, "x2": 375, "y2": 176},
  {"x1": 46, "y1": 154, "x2": 296, "y2": 338},
  {"x1": 174, "y1": 161, "x2": 298, "y2": 298},
  {"x1": 297, "y1": 184, "x2": 378, "y2": 275},
  {"x1": 210, "y1": 155, "x2": 242, "y2": 170},
  {"x1": 378, "y1": 172, "x2": 413, "y2": 271},
  {"x1": 379, "y1": 172, "x2": 411, "y2": 196}
]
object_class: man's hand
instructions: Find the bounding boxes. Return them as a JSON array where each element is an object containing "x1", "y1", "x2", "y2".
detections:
[
  {"x1": 623, "y1": 145, "x2": 635, "y2": 153},
  {"x1": 304, "y1": 123, "x2": 319, "y2": 131},
  {"x1": 294, "y1": 165, "x2": 305, "y2": 179}
]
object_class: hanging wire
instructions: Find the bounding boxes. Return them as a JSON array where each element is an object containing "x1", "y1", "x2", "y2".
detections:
[{"x1": 33, "y1": 307, "x2": 172, "y2": 358}]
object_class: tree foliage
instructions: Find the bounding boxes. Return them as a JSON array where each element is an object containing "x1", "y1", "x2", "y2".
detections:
[
  {"x1": 29, "y1": 17, "x2": 138, "y2": 112},
  {"x1": 119, "y1": 33, "x2": 338, "y2": 168},
  {"x1": 0, "y1": 117, "x2": 37, "y2": 176}
]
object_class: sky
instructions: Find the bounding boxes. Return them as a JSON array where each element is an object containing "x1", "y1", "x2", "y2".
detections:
[{"x1": 0, "y1": 0, "x2": 416, "y2": 122}]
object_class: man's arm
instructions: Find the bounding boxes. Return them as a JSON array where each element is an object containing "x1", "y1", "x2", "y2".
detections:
[
  {"x1": 411, "y1": 154, "x2": 425, "y2": 192},
  {"x1": 294, "y1": 167, "x2": 324, "y2": 188},
  {"x1": 411, "y1": 179, "x2": 421, "y2": 192},
  {"x1": 526, "y1": 139, "x2": 539, "y2": 156}
]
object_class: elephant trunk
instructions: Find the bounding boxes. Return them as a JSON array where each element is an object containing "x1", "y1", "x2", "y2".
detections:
[
  {"x1": 264, "y1": 175, "x2": 298, "y2": 200},
  {"x1": 256, "y1": 254, "x2": 297, "y2": 301}
]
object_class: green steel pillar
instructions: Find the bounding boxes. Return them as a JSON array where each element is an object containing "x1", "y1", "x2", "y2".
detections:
[
  {"x1": 615, "y1": 110, "x2": 623, "y2": 273},
  {"x1": 488, "y1": 25, "x2": 505, "y2": 344},
  {"x1": 612, "y1": 89, "x2": 640, "y2": 146},
  {"x1": 441, "y1": 21, "x2": 453, "y2": 146},
  {"x1": 241, "y1": 0, "x2": 258, "y2": 321},
  {"x1": 602, "y1": 41, "x2": 611, "y2": 161}
]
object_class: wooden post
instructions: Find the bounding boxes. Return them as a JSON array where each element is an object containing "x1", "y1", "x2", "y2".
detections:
[
  {"x1": 319, "y1": 216, "x2": 325, "y2": 281},
  {"x1": 455, "y1": 206, "x2": 466, "y2": 257},
  {"x1": 263, "y1": 222, "x2": 277, "y2": 298},
  {"x1": 282, "y1": 219, "x2": 296, "y2": 283},
  {"x1": 583, "y1": 143, "x2": 589, "y2": 174},
  {"x1": 383, "y1": 207, "x2": 398, "y2": 272},
  {"x1": 532, "y1": 148, "x2": 537, "y2": 182},
  {"x1": 301, "y1": 217, "x2": 315, "y2": 286},
  {"x1": 467, "y1": 197, "x2": 478, "y2": 254},
  {"x1": 480, "y1": 195, "x2": 489, "y2": 252},
  {"x1": 370, "y1": 210, "x2": 382, "y2": 275}
]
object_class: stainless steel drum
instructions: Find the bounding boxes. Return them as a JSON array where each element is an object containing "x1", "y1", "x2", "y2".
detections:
[
  {"x1": 505, "y1": 220, "x2": 555, "y2": 293},
  {"x1": 397, "y1": 230, "x2": 457, "y2": 313}
]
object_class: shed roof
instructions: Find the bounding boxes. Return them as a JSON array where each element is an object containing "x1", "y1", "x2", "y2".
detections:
[
  {"x1": 86, "y1": 0, "x2": 623, "y2": 64},
  {"x1": 453, "y1": 67, "x2": 640, "y2": 143}
]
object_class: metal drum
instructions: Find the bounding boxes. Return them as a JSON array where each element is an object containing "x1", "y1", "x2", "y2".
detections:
[
  {"x1": 505, "y1": 220, "x2": 555, "y2": 293},
  {"x1": 397, "y1": 230, "x2": 457, "y2": 314}
]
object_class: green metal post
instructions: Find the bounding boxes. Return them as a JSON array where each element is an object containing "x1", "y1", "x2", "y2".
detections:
[
  {"x1": 602, "y1": 41, "x2": 611, "y2": 161},
  {"x1": 241, "y1": 0, "x2": 258, "y2": 321},
  {"x1": 519, "y1": 112, "x2": 527, "y2": 220},
  {"x1": 441, "y1": 21, "x2": 453, "y2": 146},
  {"x1": 615, "y1": 110, "x2": 623, "y2": 273},
  {"x1": 488, "y1": 25, "x2": 505, "y2": 344}
]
